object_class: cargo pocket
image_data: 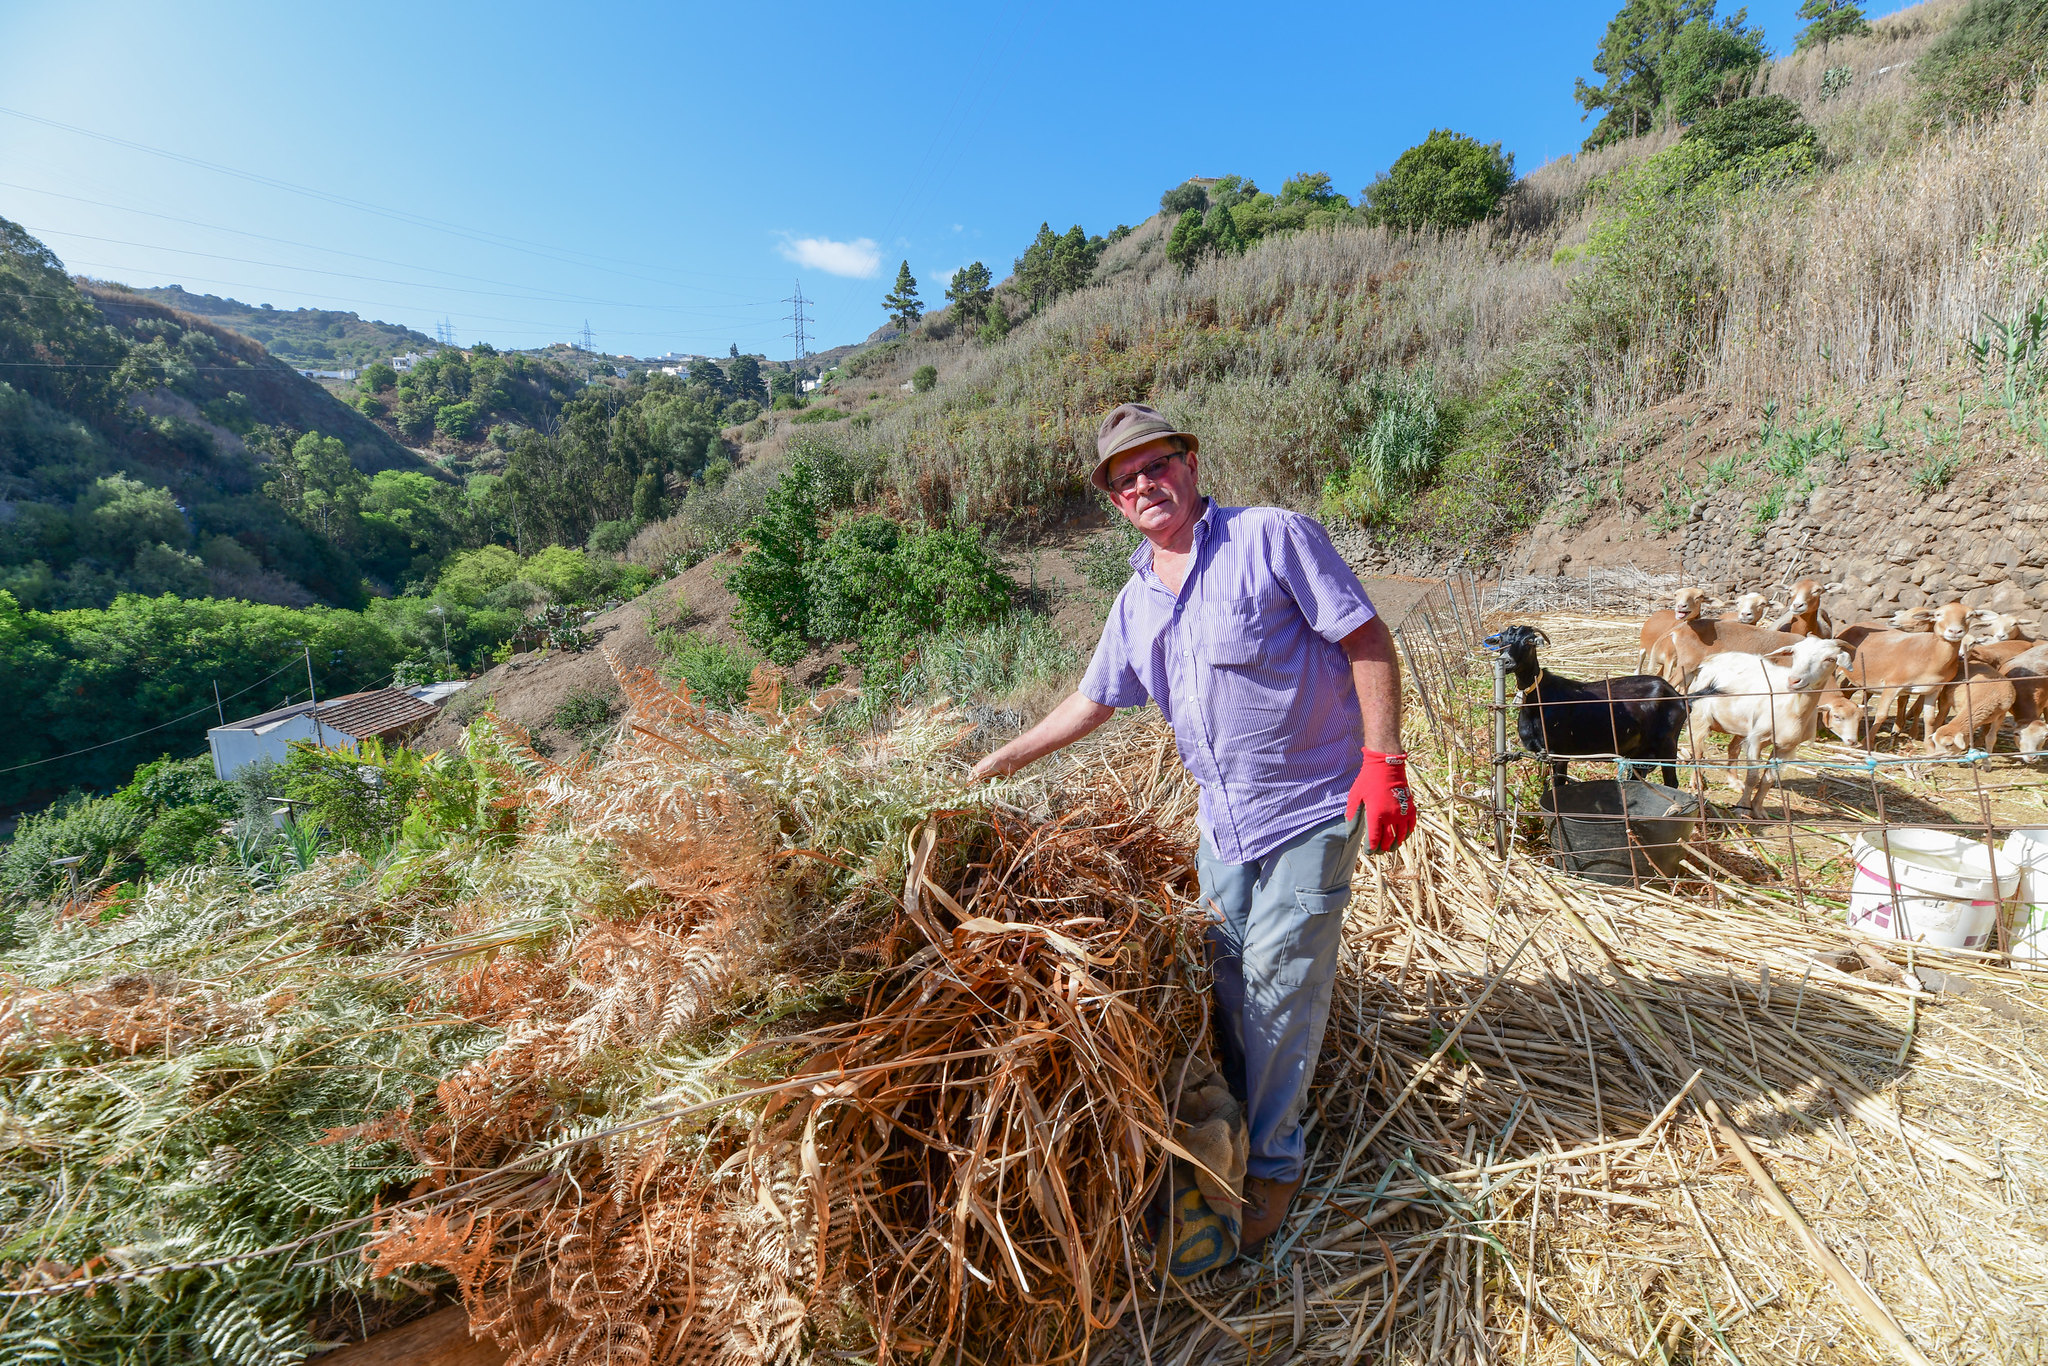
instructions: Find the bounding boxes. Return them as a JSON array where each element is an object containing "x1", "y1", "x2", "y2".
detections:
[
  {"x1": 1269, "y1": 884, "x2": 1352, "y2": 987},
  {"x1": 1295, "y1": 885, "x2": 1352, "y2": 916}
]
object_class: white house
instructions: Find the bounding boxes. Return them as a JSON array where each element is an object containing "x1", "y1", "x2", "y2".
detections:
[
  {"x1": 390, "y1": 352, "x2": 426, "y2": 373},
  {"x1": 298, "y1": 368, "x2": 359, "y2": 381},
  {"x1": 207, "y1": 688, "x2": 442, "y2": 780}
]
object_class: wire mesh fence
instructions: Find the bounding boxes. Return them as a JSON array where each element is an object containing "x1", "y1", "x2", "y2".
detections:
[{"x1": 1389, "y1": 574, "x2": 2048, "y2": 966}]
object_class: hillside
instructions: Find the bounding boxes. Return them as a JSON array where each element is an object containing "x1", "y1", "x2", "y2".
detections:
[
  {"x1": 119, "y1": 285, "x2": 435, "y2": 369},
  {"x1": 731, "y1": 0, "x2": 2046, "y2": 624},
  {"x1": 1, "y1": 225, "x2": 445, "y2": 613}
]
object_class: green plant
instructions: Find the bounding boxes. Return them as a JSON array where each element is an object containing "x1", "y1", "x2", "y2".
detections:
[
  {"x1": 1649, "y1": 478, "x2": 1693, "y2": 533},
  {"x1": 657, "y1": 629, "x2": 760, "y2": 709},
  {"x1": 0, "y1": 792, "x2": 151, "y2": 907},
  {"x1": 1750, "y1": 483, "x2": 1786, "y2": 531},
  {"x1": 552, "y1": 687, "x2": 616, "y2": 736},
  {"x1": 1361, "y1": 130, "x2": 1514, "y2": 232},
  {"x1": 1077, "y1": 523, "x2": 1145, "y2": 598},
  {"x1": 1797, "y1": 0, "x2": 1871, "y2": 50},
  {"x1": 803, "y1": 516, "x2": 1016, "y2": 672},
  {"x1": 280, "y1": 738, "x2": 428, "y2": 849},
  {"x1": 793, "y1": 405, "x2": 846, "y2": 423},
  {"x1": 1320, "y1": 370, "x2": 1450, "y2": 522},
  {"x1": 911, "y1": 365, "x2": 938, "y2": 394},
  {"x1": 727, "y1": 437, "x2": 868, "y2": 664},
  {"x1": 1912, "y1": 451, "x2": 1964, "y2": 491},
  {"x1": 138, "y1": 804, "x2": 230, "y2": 873},
  {"x1": 883, "y1": 261, "x2": 923, "y2": 331}
]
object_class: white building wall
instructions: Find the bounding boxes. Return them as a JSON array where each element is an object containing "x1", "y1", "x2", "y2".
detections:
[{"x1": 207, "y1": 715, "x2": 357, "y2": 781}]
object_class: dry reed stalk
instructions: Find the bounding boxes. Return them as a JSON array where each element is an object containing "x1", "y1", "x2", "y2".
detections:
[
  {"x1": 356, "y1": 665, "x2": 1214, "y2": 1366},
  {"x1": 1080, "y1": 710, "x2": 2048, "y2": 1366}
]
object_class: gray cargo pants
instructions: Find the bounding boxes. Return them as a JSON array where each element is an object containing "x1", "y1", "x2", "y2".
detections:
[{"x1": 1198, "y1": 809, "x2": 1366, "y2": 1184}]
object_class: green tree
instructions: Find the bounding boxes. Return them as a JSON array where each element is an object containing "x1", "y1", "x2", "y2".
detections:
[
  {"x1": 1159, "y1": 181, "x2": 1210, "y2": 215},
  {"x1": 1362, "y1": 130, "x2": 1516, "y2": 233},
  {"x1": 1279, "y1": 172, "x2": 1345, "y2": 208},
  {"x1": 946, "y1": 262, "x2": 995, "y2": 327},
  {"x1": 912, "y1": 364, "x2": 938, "y2": 393},
  {"x1": 728, "y1": 353, "x2": 767, "y2": 403},
  {"x1": 1012, "y1": 224, "x2": 1099, "y2": 310},
  {"x1": 1661, "y1": 15, "x2": 1770, "y2": 122},
  {"x1": 1165, "y1": 210, "x2": 1211, "y2": 271},
  {"x1": 73, "y1": 476, "x2": 189, "y2": 562},
  {"x1": 1795, "y1": 0, "x2": 1870, "y2": 49},
  {"x1": 977, "y1": 296, "x2": 1013, "y2": 344},
  {"x1": 1575, "y1": 0, "x2": 1717, "y2": 148},
  {"x1": 882, "y1": 261, "x2": 924, "y2": 331}
]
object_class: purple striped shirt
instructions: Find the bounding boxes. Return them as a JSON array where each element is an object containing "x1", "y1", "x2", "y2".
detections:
[{"x1": 1081, "y1": 501, "x2": 1377, "y2": 863}]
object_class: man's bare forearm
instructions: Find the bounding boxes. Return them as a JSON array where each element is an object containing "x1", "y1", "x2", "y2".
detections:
[
  {"x1": 971, "y1": 691, "x2": 1116, "y2": 780},
  {"x1": 1341, "y1": 617, "x2": 1402, "y2": 753}
]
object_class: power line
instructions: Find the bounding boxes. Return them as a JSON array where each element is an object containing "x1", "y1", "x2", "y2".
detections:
[
  {"x1": 0, "y1": 105, "x2": 790, "y2": 292},
  {"x1": 0, "y1": 178, "x2": 786, "y2": 304},
  {"x1": 0, "y1": 658, "x2": 303, "y2": 776}
]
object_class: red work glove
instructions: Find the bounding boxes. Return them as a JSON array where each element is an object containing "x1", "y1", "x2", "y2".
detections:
[{"x1": 1346, "y1": 749, "x2": 1416, "y2": 853}]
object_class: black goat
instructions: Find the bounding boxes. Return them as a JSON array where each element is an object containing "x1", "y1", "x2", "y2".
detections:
[{"x1": 1483, "y1": 624, "x2": 1700, "y2": 789}]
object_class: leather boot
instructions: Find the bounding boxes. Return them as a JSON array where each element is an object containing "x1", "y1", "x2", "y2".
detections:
[{"x1": 1237, "y1": 1174, "x2": 1303, "y2": 1258}]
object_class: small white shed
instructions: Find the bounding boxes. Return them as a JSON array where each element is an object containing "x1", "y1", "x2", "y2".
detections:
[{"x1": 207, "y1": 688, "x2": 442, "y2": 781}]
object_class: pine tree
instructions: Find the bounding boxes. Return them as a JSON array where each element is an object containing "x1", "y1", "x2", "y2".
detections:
[
  {"x1": 1794, "y1": 0, "x2": 1870, "y2": 50},
  {"x1": 945, "y1": 263, "x2": 994, "y2": 327},
  {"x1": 1574, "y1": 0, "x2": 1716, "y2": 149},
  {"x1": 882, "y1": 262, "x2": 923, "y2": 331}
]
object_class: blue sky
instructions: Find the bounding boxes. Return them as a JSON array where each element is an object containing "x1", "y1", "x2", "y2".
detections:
[{"x1": 0, "y1": 0, "x2": 1828, "y2": 359}]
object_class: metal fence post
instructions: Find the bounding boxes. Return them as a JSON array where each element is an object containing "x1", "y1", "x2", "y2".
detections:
[{"x1": 1492, "y1": 652, "x2": 1511, "y2": 859}]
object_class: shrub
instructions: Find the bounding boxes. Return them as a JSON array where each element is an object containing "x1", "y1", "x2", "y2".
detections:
[
  {"x1": 911, "y1": 365, "x2": 938, "y2": 394},
  {"x1": 1660, "y1": 18, "x2": 1769, "y2": 123},
  {"x1": 1915, "y1": 0, "x2": 2048, "y2": 125},
  {"x1": 1321, "y1": 371, "x2": 1453, "y2": 523},
  {"x1": 0, "y1": 793, "x2": 151, "y2": 905},
  {"x1": 657, "y1": 629, "x2": 759, "y2": 709},
  {"x1": 551, "y1": 687, "x2": 615, "y2": 737},
  {"x1": 865, "y1": 611, "x2": 1079, "y2": 719},
  {"x1": 115, "y1": 753, "x2": 236, "y2": 817},
  {"x1": 793, "y1": 406, "x2": 847, "y2": 424},
  {"x1": 280, "y1": 738, "x2": 426, "y2": 849},
  {"x1": 587, "y1": 518, "x2": 636, "y2": 555},
  {"x1": 1681, "y1": 96, "x2": 1817, "y2": 161},
  {"x1": 726, "y1": 438, "x2": 872, "y2": 663},
  {"x1": 435, "y1": 400, "x2": 484, "y2": 441},
  {"x1": 1361, "y1": 130, "x2": 1514, "y2": 233},
  {"x1": 139, "y1": 804, "x2": 228, "y2": 874},
  {"x1": 1160, "y1": 181, "x2": 1210, "y2": 216}
]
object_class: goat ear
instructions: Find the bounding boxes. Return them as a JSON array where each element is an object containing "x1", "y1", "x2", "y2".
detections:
[
  {"x1": 1763, "y1": 646, "x2": 1798, "y2": 663},
  {"x1": 1823, "y1": 582, "x2": 1846, "y2": 593}
]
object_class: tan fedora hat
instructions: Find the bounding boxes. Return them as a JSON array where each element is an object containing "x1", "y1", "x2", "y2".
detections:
[{"x1": 1090, "y1": 402, "x2": 1200, "y2": 492}]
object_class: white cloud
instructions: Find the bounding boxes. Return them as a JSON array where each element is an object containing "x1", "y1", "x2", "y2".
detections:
[
  {"x1": 951, "y1": 223, "x2": 964, "y2": 232},
  {"x1": 926, "y1": 265, "x2": 963, "y2": 293},
  {"x1": 776, "y1": 235, "x2": 882, "y2": 278}
]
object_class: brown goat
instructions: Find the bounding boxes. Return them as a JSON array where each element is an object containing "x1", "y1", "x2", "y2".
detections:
[
  {"x1": 1924, "y1": 663, "x2": 2014, "y2": 759},
  {"x1": 1843, "y1": 601, "x2": 1970, "y2": 737},
  {"x1": 1636, "y1": 586, "x2": 1710, "y2": 674},
  {"x1": 2001, "y1": 642, "x2": 2048, "y2": 759},
  {"x1": 1765, "y1": 579, "x2": 1843, "y2": 638},
  {"x1": 1646, "y1": 617, "x2": 1803, "y2": 687}
]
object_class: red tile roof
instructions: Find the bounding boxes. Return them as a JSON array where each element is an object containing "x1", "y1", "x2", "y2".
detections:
[{"x1": 312, "y1": 688, "x2": 441, "y2": 740}]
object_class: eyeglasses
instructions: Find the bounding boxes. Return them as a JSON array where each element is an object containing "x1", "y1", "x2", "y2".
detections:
[{"x1": 1108, "y1": 450, "x2": 1186, "y2": 497}]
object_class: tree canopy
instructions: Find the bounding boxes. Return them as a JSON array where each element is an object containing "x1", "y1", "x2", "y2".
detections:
[
  {"x1": 882, "y1": 262, "x2": 923, "y2": 332},
  {"x1": 1361, "y1": 131, "x2": 1515, "y2": 233},
  {"x1": 1794, "y1": 0, "x2": 1870, "y2": 49}
]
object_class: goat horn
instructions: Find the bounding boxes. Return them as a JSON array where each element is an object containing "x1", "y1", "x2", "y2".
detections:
[{"x1": 1533, "y1": 628, "x2": 1552, "y2": 645}]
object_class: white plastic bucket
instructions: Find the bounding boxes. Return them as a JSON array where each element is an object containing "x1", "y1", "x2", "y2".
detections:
[
  {"x1": 1847, "y1": 829, "x2": 2017, "y2": 950},
  {"x1": 2001, "y1": 828, "x2": 2048, "y2": 969}
]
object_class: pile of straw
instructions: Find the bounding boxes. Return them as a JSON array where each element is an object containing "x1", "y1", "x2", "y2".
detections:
[{"x1": 1080, "y1": 713, "x2": 2048, "y2": 1365}]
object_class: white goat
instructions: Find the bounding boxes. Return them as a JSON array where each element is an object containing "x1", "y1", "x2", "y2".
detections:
[{"x1": 1688, "y1": 637, "x2": 1852, "y2": 817}]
